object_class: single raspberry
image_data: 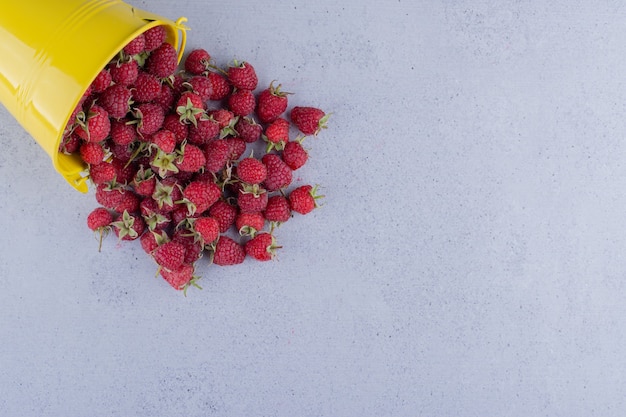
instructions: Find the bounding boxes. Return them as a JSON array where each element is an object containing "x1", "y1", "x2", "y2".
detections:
[
  {"x1": 227, "y1": 60, "x2": 258, "y2": 90},
  {"x1": 123, "y1": 33, "x2": 146, "y2": 55},
  {"x1": 133, "y1": 103, "x2": 165, "y2": 136},
  {"x1": 206, "y1": 71, "x2": 231, "y2": 100},
  {"x1": 237, "y1": 186, "x2": 268, "y2": 213},
  {"x1": 227, "y1": 89, "x2": 256, "y2": 116},
  {"x1": 145, "y1": 42, "x2": 178, "y2": 78},
  {"x1": 59, "y1": 132, "x2": 81, "y2": 154},
  {"x1": 111, "y1": 157, "x2": 137, "y2": 184},
  {"x1": 204, "y1": 140, "x2": 230, "y2": 173},
  {"x1": 75, "y1": 104, "x2": 111, "y2": 143},
  {"x1": 225, "y1": 136, "x2": 246, "y2": 162},
  {"x1": 153, "y1": 241, "x2": 186, "y2": 271},
  {"x1": 109, "y1": 141, "x2": 134, "y2": 162},
  {"x1": 152, "y1": 177, "x2": 183, "y2": 212},
  {"x1": 245, "y1": 233, "x2": 279, "y2": 261},
  {"x1": 151, "y1": 129, "x2": 177, "y2": 153},
  {"x1": 90, "y1": 162, "x2": 117, "y2": 185},
  {"x1": 132, "y1": 71, "x2": 162, "y2": 103},
  {"x1": 87, "y1": 207, "x2": 114, "y2": 251},
  {"x1": 208, "y1": 200, "x2": 238, "y2": 233},
  {"x1": 150, "y1": 148, "x2": 179, "y2": 178},
  {"x1": 109, "y1": 58, "x2": 139, "y2": 86},
  {"x1": 264, "y1": 195, "x2": 291, "y2": 224},
  {"x1": 282, "y1": 138, "x2": 308, "y2": 170},
  {"x1": 172, "y1": 230, "x2": 204, "y2": 264},
  {"x1": 91, "y1": 68, "x2": 112, "y2": 93},
  {"x1": 208, "y1": 109, "x2": 235, "y2": 130},
  {"x1": 140, "y1": 197, "x2": 171, "y2": 231},
  {"x1": 95, "y1": 183, "x2": 124, "y2": 209},
  {"x1": 212, "y1": 235, "x2": 245, "y2": 266},
  {"x1": 143, "y1": 26, "x2": 167, "y2": 52},
  {"x1": 110, "y1": 118, "x2": 137, "y2": 145},
  {"x1": 100, "y1": 84, "x2": 133, "y2": 119},
  {"x1": 112, "y1": 210, "x2": 145, "y2": 241},
  {"x1": 263, "y1": 117, "x2": 290, "y2": 151},
  {"x1": 236, "y1": 212, "x2": 265, "y2": 237},
  {"x1": 180, "y1": 180, "x2": 221, "y2": 215},
  {"x1": 188, "y1": 117, "x2": 220, "y2": 145},
  {"x1": 160, "y1": 264, "x2": 199, "y2": 293},
  {"x1": 153, "y1": 82, "x2": 176, "y2": 111},
  {"x1": 140, "y1": 230, "x2": 161, "y2": 254},
  {"x1": 111, "y1": 189, "x2": 140, "y2": 215},
  {"x1": 79, "y1": 142, "x2": 105, "y2": 165},
  {"x1": 184, "y1": 48, "x2": 211, "y2": 75},
  {"x1": 236, "y1": 156, "x2": 267, "y2": 184},
  {"x1": 190, "y1": 216, "x2": 220, "y2": 245},
  {"x1": 262, "y1": 153, "x2": 293, "y2": 191},
  {"x1": 187, "y1": 75, "x2": 214, "y2": 102},
  {"x1": 290, "y1": 106, "x2": 330, "y2": 136},
  {"x1": 132, "y1": 166, "x2": 157, "y2": 197},
  {"x1": 176, "y1": 143, "x2": 206, "y2": 173},
  {"x1": 176, "y1": 91, "x2": 206, "y2": 126},
  {"x1": 256, "y1": 81, "x2": 289, "y2": 123},
  {"x1": 162, "y1": 113, "x2": 189, "y2": 143},
  {"x1": 234, "y1": 116, "x2": 262, "y2": 143},
  {"x1": 288, "y1": 184, "x2": 323, "y2": 215}
]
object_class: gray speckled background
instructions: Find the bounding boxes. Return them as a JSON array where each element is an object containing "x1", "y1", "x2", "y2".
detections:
[{"x1": 2, "y1": 1, "x2": 626, "y2": 416}]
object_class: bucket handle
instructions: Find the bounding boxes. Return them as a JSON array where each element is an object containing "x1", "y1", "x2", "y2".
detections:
[{"x1": 174, "y1": 17, "x2": 189, "y2": 64}]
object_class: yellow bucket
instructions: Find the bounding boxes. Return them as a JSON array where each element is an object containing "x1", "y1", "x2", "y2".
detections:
[{"x1": 0, "y1": 0, "x2": 188, "y2": 193}]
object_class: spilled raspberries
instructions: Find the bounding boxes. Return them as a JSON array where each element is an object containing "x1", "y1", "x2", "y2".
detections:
[{"x1": 60, "y1": 26, "x2": 329, "y2": 294}]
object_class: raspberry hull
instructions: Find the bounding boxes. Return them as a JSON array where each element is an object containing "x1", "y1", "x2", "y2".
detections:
[{"x1": 61, "y1": 33, "x2": 329, "y2": 293}]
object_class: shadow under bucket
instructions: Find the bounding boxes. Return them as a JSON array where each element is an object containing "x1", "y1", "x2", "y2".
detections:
[{"x1": 0, "y1": 0, "x2": 187, "y2": 192}]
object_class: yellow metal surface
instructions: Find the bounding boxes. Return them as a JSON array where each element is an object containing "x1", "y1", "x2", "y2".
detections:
[{"x1": 0, "y1": 0, "x2": 187, "y2": 192}]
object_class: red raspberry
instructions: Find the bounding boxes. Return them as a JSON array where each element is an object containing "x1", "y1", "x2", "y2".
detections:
[
  {"x1": 153, "y1": 82, "x2": 177, "y2": 111},
  {"x1": 176, "y1": 143, "x2": 206, "y2": 173},
  {"x1": 123, "y1": 33, "x2": 146, "y2": 55},
  {"x1": 160, "y1": 263, "x2": 197, "y2": 292},
  {"x1": 162, "y1": 113, "x2": 189, "y2": 143},
  {"x1": 176, "y1": 91, "x2": 206, "y2": 126},
  {"x1": 132, "y1": 167, "x2": 156, "y2": 197},
  {"x1": 289, "y1": 185, "x2": 323, "y2": 215},
  {"x1": 112, "y1": 189, "x2": 140, "y2": 215},
  {"x1": 153, "y1": 241, "x2": 186, "y2": 271},
  {"x1": 140, "y1": 230, "x2": 161, "y2": 254},
  {"x1": 87, "y1": 207, "x2": 113, "y2": 232},
  {"x1": 95, "y1": 183, "x2": 124, "y2": 209},
  {"x1": 90, "y1": 162, "x2": 117, "y2": 185},
  {"x1": 110, "y1": 118, "x2": 137, "y2": 146},
  {"x1": 75, "y1": 104, "x2": 111, "y2": 143},
  {"x1": 112, "y1": 210, "x2": 146, "y2": 241},
  {"x1": 207, "y1": 71, "x2": 231, "y2": 100},
  {"x1": 187, "y1": 75, "x2": 214, "y2": 102},
  {"x1": 151, "y1": 129, "x2": 177, "y2": 153},
  {"x1": 140, "y1": 198, "x2": 171, "y2": 231},
  {"x1": 234, "y1": 116, "x2": 262, "y2": 143},
  {"x1": 132, "y1": 71, "x2": 162, "y2": 103},
  {"x1": 191, "y1": 216, "x2": 220, "y2": 245},
  {"x1": 227, "y1": 89, "x2": 256, "y2": 116},
  {"x1": 225, "y1": 136, "x2": 246, "y2": 162},
  {"x1": 100, "y1": 84, "x2": 132, "y2": 119},
  {"x1": 109, "y1": 141, "x2": 133, "y2": 162},
  {"x1": 237, "y1": 187, "x2": 268, "y2": 213},
  {"x1": 172, "y1": 230, "x2": 204, "y2": 264},
  {"x1": 263, "y1": 117, "x2": 290, "y2": 151},
  {"x1": 245, "y1": 233, "x2": 279, "y2": 261},
  {"x1": 181, "y1": 180, "x2": 221, "y2": 215},
  {"x1": 227, "y1": 61, "x2": 258, "y2": 90},
  {"x1": 188, "y1": 117, "x2": 220, "y2": 145},
  {"x1": 143, "y1": 26, "x2": 167, "y2": 52},
  {"x1": 111, "y1": 157, "x2": 137, "y2": 184},
  {"x1": 184, "y1": 48, "x2": 211, "y2": 75},
  {"x1": 212, "y1": 235, "x2": 245, "y2": 266},
  {"x1": 79, "y1": 142, "x2": 105, "y2": 165},
  {"x1": 290, "y1": 106, "x2": 330, "y2": 136},
  {"x1": 109, "y1": 58, "x2": 139, "y2": 86},
  {"x1": 235, "y1": 212, "x2": 265, "y2": 237},
  {"x1": 204, "y1": 140, "x2": 230, "y2": 173},
  {"x1": 91, "y1": 68, "x2": 112, "y2": 93},
  {"x1": 134, "y1": 103, "x2": 165, "y2": 136},
  {"x1": 264, "y1": 195, "x2": 291, "y2": 224},
  {"x1": 262, "y1": 153, "x2": 292, "y2": 191},
  {"x1": 256, "y1": 81, "x2": 289, "y2": 123},
  {"x1": 59, "y1": 132, "x2": 81, "y2": 154},
  {"x1": 208, "y1": 200, "x2": 238, "y2": 233},
  {"x1": 282, "y1": 139, "x2": 308, "y2": 170},
  {"x1": 236, "y1": 156, "x2": 267, "y2": 184},
  {"x1": 208, "y1": 109, "x2": 235, "y2": 130},
  {"x1": 145, "y1": 42, "x2": 178, "y2": 78},
  {"x1": 152, "y1": 178, "x2": 183, "y2": 213}
]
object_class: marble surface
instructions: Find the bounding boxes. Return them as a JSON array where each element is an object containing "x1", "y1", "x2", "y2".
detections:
[{"x1": 2, "y1": 1, "x2": 626, "y2": 416}]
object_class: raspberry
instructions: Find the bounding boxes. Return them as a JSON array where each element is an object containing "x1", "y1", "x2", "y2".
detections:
[
  {"x1": 145, "y1": 42, "x2": 178, "y2": 78},
  {"x1": 191, "y1": 216, "x2": 220, "y2": 245},
  {"x1": 176, "y1": 91, "x2": 206, "y2": 126},
  {"x1": 264, "y1": 195, "x2": 291, "y2": 224},
  {"x1": 91, "y1": 68, "x2": 112, "y2": 93},
  {"x1": 207, "y1": 71, "x2": 231, "y2": 100},
  {"x1": 227, "y1": 89, "x2": 256, "y2": 116},
  {"x1": 153, "y1": 241, "x2": 186, "y2": 271},
  {"x1": 112, "y1": 210, "x2": 145, "y2": 241},
  {"x1": 75, "y1": 104, "x2": 110, "y2": 143},
  {"x1": 290, "y1": 106, "x2": 330, "y2": 136},
  {"x1": 176, "y1": 143, "x2": 206, "y2": 173},
  {"x1": 236, "y1": 156, "x2": 267, "y2": 184},
  {"x1": 162, "y1": 113, "x2": 189, "y2": 143},
  {"x1": 234, "y1": 116, "x2": 262, "y2": 143},
  {"x1": 100, "y1": 84, "x2": 132, "y2": 119},
  {"x1": 282, "y1": 139, "x2": 308, "y2": 170},
  {"x1": 225, "y1": 136, "x2": 246, "y2": 162},
  {"x1": 134, "y1": 103, "x2": 165, "y2": 136},
  {"x1": 181, "y1": 180, "x2": 221, "y2": 215},
  {"x1": 245, "y1": 233, "x2": 279, "y2": 261},
  {"x1": 204, "y1": 140, "x2": 230, "y2": 173},
  {"x1": 87, "y1": 207, "x2": 114, "y2": 251},
  {"x1": 109, "y1": 58, "x2": 139, "y2": 86},
  {"x1": 79, "y1": 142, "x2": 105, "y2": 165},
  {"x1": 212, "y1": 236, "x2": 245, "y2": 266},
  {"x1": 235, "y1": 212, "x2": 265, "y2": 237},
  {"x1": 160, "y1": 264, "x2": 198, "y2": 292},
  {"x1": 208, "y1": 200, "x2": 237, "y2": 233},
  {"x1": 263, "y1": 117, "x2": 290, "y2": 151},
  {"x1": 188, "y1": 117, "x2": 219, "y2": 145},
  {"x1": 288, "y1": 185, "x2": 323, "y2": 215},
  {"x1": 187, "y1": 75, "x2": 214, "y2": 101},
  {"x1": 262, "y1": 153, "x2": 292, "y2": 191},
  {"x1": 184, "y1": 48, "x2": 211, "y2": 75},
  {"x1": 90, "y1": 162, "x2": 117, "y2": 185},
  {"x1": 227, "y1": 61, "x2": 258, "y2": 90},
  {"x1": 132, "y1": 71, "x2": 162, "y2": 103},
  {"x1": 123, "y1": 33, "x2": 146, "y2": 56},
  {"x1": 143, "y1": 26, "x2": 167, "y2": 52},
  {"x1": 237, "y1": 187, "x2": 268, "y2": 213},
  {"x1": 110, "y1": 118, "x2": 137, "y2": 146},
  {"x1": 256, "y1": 81, "x2": 289, "y2": 123},
  {"x1": 151, "y1": 129, "x2": 177, "y2": 153}
]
